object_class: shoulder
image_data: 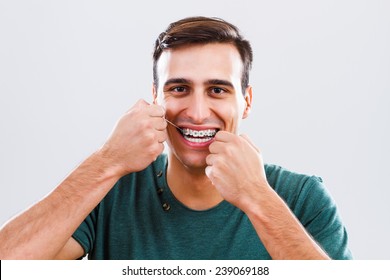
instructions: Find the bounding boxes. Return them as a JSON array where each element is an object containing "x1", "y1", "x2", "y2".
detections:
[
  {"x1": 264, "y1": 164, "x2": 334, "y2": 212},
  {"x1": 265, "y1": 163, "x2": 325, "y2": 193},
  {"x1": 265, "y1": 165, "x2": 352, "y2": 259}
]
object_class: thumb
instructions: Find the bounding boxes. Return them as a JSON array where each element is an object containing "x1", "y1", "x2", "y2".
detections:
[
  {"x1": 126, "y1": 99, "x2": 150, "y2": 113},
  {"x1": 134, "y1": 99, "x2": 150, "y2": 108}
]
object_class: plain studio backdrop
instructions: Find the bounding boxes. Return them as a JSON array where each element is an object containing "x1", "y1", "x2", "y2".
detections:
[{"x1": 0, "y1": 0, "x2": 389, "y2": 260}]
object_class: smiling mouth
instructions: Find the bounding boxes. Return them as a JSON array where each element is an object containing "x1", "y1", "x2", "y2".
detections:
[{"x1": 177, "y1": 127, "x2": 219, "y2": 143}]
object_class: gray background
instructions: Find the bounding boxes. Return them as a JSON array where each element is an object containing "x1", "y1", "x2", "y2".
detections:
[{"x1": 0, "y1": 0, "x2": 389, "y2": 259}]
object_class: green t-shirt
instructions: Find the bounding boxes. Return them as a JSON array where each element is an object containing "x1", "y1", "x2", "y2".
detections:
[{"x1": 72, "y1": 154, "x2": 352, "y2": 259}]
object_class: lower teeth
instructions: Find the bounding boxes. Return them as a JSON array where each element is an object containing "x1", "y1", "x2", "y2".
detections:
[{"x1": 183, "y1": 136, "x2": 213, "y2": 143}]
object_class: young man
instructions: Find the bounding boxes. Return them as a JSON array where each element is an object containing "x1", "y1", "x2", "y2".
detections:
[{"x1": 0, "y1": 17, "x2": 352, "y2": 259}]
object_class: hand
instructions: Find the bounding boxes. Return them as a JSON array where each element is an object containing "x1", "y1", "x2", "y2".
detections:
[
  {"x1": 99, "y1": 99, "x2": 167, "y2": 176},
  {"x1": 205, "y1": 131, "x2": 269, "y2": 209}
]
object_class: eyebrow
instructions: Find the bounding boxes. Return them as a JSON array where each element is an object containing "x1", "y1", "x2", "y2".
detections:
[
  {"x1": 163, "y1": 78, "x2": 234, "y2": 88},
  {"x1": 164, "y1": 78, "x2": 191, "y2": 87},
  {"x1": 206, "y1": 79, "x2": 234, "y2": 88}
]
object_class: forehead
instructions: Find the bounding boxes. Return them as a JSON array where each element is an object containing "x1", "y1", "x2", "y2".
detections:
[{"x1": 156, "y1": 43, "x2": 243, "y2": 85}]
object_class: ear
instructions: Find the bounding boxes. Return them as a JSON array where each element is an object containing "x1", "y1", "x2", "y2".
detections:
[
  {"x1": 152, "y1": 83, "x2": 158, "y2": 105},
  {"x1": 242, "y1": 85, "x2": 253, "y2": 119}
]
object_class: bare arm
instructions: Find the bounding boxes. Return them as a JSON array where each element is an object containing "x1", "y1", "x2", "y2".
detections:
[
  {"x1": 206, "y1": 132, "x2": 330, "y2": 259},
  {"x1": 240, "y1": 182, "x2": 329, "y2": 259},
  {"x1": 0, "y1": 151, "x2": 120, "y2": 259},
  {"x1": 0, "y1": 99, "x2": 167, "y2": 259}
]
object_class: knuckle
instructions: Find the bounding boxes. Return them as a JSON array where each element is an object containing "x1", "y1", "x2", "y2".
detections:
[
  {"x1": 150, "y1": 142, "x2": 163, "y2": 155},
  {"x1": 221, "y1": 145, "x2": 232, "y2": 157},
  {"x1": 232, "y1": 135, "x2": 241, "y2": 145},
  {"x1": 157, "y1": 117, "x2": 167, "y2": 129},
  {"x1": 144, "y1": 131, "x2": 154, "y2": 141},
  {"x1": 212, "y1": 157, "x2": 223, "y2": 169}
]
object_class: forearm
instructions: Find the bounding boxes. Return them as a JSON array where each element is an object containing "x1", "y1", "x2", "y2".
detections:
[
  {"x1": 243, "y1": 184, "x2": 330, "y2": 260},
  {"x1": 0, "y1": 150, "x2": 120, "y2": 259}
]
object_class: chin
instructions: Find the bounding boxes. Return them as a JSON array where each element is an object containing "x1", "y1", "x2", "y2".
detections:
[{"x1": 170, "y1": 149, "x2": 209, "y2": 172}]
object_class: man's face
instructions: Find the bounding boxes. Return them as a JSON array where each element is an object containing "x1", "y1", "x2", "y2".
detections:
[{"x1": 154, "y1": 43, "x2": 252, "y2": 171}]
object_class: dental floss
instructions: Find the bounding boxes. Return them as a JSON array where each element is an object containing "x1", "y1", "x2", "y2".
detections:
[{"x1": 164, "y1": 117, "x2": 182, "y2": 132}]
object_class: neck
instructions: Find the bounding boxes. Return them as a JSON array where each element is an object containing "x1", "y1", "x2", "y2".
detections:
[{"x1": 167, "y1": 153, "x2": 224, "y2": 210}]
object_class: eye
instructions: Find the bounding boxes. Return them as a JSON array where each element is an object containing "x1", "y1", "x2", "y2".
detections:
[
  {"x1": 163, "y1": 85, "x2": 190, "y2": 98},
  {"x1": 172, "y1": 86, "x2": 187, "y2": 93},
  {"x1": 168, "y1": 86, "x2": 190, "y2": 96},
  {"x1": 209, "y1": 87, "x2": 227, "y2": 96}
]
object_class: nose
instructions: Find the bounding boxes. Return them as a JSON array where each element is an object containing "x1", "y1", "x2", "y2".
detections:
[{"x1": 184, "y1": 93, "x2": 211, "y2": 124}]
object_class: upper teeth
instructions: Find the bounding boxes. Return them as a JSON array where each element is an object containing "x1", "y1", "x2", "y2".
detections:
[{"x1": 182, "y1": 128, "x2": 217, "y2": 137}]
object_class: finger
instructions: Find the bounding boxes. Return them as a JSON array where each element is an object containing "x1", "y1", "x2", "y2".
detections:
[
  {"x1": 214, "y1": 130, "x2": 235, "y2": 142},
  {"x1": 152, "y1": 117, "x2": 168, "y2": 131},
  {"x1": 148, "y1": 104, "x2": 165, "y2": 117},
  {"x1": 205, "y1": 154, "x2": 215, "y2": 166},
  {"x1": 155, "y1": 142, "x2": 165, "y2": 156},
  {"x1": 205, "y1": 165, "x2": 213, "y2": 179},
  {"x1": 240, "y1": 134, "x2": 260, "y2": 153},
  {"x1": 156, "y1": 130, "x2": 168, "y2": 143},
  {"x1": 208, "y1": 141, "x2": 224, "y2": 154},
  {"x1": 132, "y1": 99, "x2": 150, "y2": 110}
]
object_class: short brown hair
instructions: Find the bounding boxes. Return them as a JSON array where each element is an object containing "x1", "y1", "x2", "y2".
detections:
[{"x1": 153, "y1": 16, "x2": 253, "y2": 94}]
